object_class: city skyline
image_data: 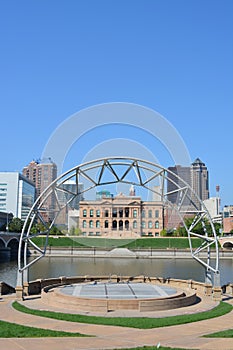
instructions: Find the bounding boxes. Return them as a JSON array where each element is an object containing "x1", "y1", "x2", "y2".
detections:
[{"x1": 0, "y1": 1, "x2": 232, "y2": 206}]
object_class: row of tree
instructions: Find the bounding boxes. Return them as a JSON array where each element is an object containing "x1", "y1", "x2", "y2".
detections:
[
  {"x1": 0, "y1": 217, "x2": 62, "y2": 235},
  {"x1": 2, "y1": 216, "x2": 230, "y2": 237},
  {"x1": 161, "y1": 217, "x2": 222, "y2": 237}
]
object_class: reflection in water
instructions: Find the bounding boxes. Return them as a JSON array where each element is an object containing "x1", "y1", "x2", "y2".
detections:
[
  {"x1": 1, "y1": 256, "x2": 232, "y2": 287},
  {"x1": 0, "y1": 259, "x2": 18, "y2": 286}
]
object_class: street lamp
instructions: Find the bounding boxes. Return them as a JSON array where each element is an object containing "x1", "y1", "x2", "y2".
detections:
[
  {"x1": 6, "y1": 212, "x2": 9, "y2": 232},
  {"x1": 6, "y1": 212, "x2": 12, "y2": 232}
]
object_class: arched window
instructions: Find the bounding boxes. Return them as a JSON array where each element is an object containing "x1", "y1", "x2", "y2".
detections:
[
  {"x1": 133, "y1": 209, "x2": 137, "y2": 218},
  {"x1": 148, "y1": 221, "x2": 153, "y2": 229},
  {"x1": 125, "y1": 220, "x2": 129, "y2": 230},
  {"x1": 113, "y1": 220, "x2": 117, "y2": 229},
  {"x1": 142, "y1": 221, "x2": 146, "y2": 229},
  {"x1": 125, "y1": 208, "x2": 129, "y2": 217},
  {"x1": 104, "y1": 210, "x2": 109, "y2": 217},
  {"x1": 96, "y1": 209, "x2": 100, "y2": 217},
  {"x1": 90, "y1": 209, "x2": 94, "y2": 217},
  {"x1": 96, "y1": 220, "x2": 100, "y2": 228},
  {"x1": 105, "y1": 220, "x2": 108, "y2": 228},
  {"x1": 89, "y1": 220, "x2": 93, "y2": 228},
  {"x1": 82, "y1": 220, "x2": 86, "y2": 228},
  {"x1": 83, "y1": 209, "x2": 87, "y2": 217},
  {"x1": 155, "y1": 221, "x2": 159, "y2": 229},
  {"x1": 141, "y1": 209, "x2": 146, "y2": 218},
  {"x1": 119, "y1": 220, "x2": 123, "y2": 230},
  {"x1": 148, "y1": 210, "x2": 152, "y2": 218},
  {"x1": 133, "y1": 220, "x2": 137, "y2": 229},
  {"x1": 155, "y1": 210, "x2": 159, "y2": 218}
]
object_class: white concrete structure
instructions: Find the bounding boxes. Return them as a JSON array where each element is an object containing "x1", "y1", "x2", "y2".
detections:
[
  {"x1": 203, "y1": 197, "x2": 221, "y2": 223},
  {"x1": 68, "y1": 209, "x2": 79, "y2": 232}
]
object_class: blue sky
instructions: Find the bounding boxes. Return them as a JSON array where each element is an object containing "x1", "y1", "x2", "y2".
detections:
[{"x1": 0, "y1": 0, "x2": 232, "y2": 206}]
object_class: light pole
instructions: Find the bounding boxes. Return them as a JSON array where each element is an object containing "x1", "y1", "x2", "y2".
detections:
[
  {"x1": 6, "y1": 212, "x2": 9, "y2": 232},
  {"x1": 6, "y1": 212, "x2": 13, "y2": 232}
]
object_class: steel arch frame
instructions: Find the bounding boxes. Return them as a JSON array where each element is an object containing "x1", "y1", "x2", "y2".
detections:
[{"x1": 17, "y1": 157, "x2": 220, "y2": 288}]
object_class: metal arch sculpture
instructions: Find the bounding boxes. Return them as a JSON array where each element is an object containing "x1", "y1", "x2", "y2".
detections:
[{"x1": 17, "y1": 157, "x2": 220, "y2": 288}]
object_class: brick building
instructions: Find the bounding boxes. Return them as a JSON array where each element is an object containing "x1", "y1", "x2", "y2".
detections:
[
  {"x1": 223, "y1": 205, "x2": 233, "y2": 233},
  {"x1": 23, "y1": 158, "x2": 57, "y2": 221},
  {"x1": 79, "y1": 190, "x2": 164, "y2": 238}
]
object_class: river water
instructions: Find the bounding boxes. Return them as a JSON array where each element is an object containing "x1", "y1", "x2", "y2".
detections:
[{"x1": 1, "y1": 256, "x2": 233, "y2": 287}]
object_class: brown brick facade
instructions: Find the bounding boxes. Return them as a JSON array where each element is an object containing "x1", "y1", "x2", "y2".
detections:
[{"x1": 79, "y1": 193, "x2": 164, "y2": 238}]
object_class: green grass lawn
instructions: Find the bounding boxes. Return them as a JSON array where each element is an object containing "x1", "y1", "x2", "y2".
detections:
[
  {"x1": 31, "y1": 236, "x2": 203, "y2": 249},
  {"x1": 13, "y1": 301, "x2": 232, "y2": 329},
  {"x1": 0, "y1": 319, "x2": 88, "y2": 338},
  {"x1": 115, "y1": 347, "x2": 191, "y2": 350},
  {"x1": 203, "y1": 329, "x2": 233, "y2": 338}
]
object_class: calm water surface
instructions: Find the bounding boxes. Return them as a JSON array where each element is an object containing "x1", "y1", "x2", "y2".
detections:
[{"x1": 1, "y1": 257, "x2": 232, "y2": 287}]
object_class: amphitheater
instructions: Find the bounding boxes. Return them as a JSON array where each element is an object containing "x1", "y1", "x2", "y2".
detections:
[{"x1": 23, "y1": 274, "x2": 224, "y2": 314}]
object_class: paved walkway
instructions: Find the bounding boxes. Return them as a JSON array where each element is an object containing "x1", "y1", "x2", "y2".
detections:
[{"x1": 0, "y1": 294, "x2": 233, "y2": 350}]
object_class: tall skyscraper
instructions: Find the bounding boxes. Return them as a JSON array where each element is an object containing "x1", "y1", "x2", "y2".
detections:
[
  {"x1": 23, "y1": 158, "x2": 57, "y2": 221},
  {"x1": 191, "y1": 158, "x2": 209, "y2": 208},
  {"x1": 167, "y1": 165, "x2": 191, "y2": 206},
  {"x1": 167, "y1": 158, "x2": 209, "y2": 210},
  {"x1": 59, "y1": 180, "x2": 84, "y2": 210}
]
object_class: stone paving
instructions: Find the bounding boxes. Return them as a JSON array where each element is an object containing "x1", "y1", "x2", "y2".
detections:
[{"x1": 0, "y1": 293, "x2": 232, "y2": 350}]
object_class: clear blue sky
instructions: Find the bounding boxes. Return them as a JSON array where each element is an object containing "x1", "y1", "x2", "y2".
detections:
[{"x1": 0, "y1": 0, "x2": 232, "y2": 206}]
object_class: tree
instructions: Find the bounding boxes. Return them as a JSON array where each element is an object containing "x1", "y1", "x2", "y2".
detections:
[
  {"x1": 175, "y1": 216, "x2": 218, "y2": 237},
  {"x1": 69, "y1": 226, "x2": 75, "y2": 235},
  {"x1": 8, "y1": 218, "x2": 24, "y2": 233},
  {"x1": 69, "y1": 226, "x2": 82, "y2": 236},
  {"x1": 49, "y1": 226, "x2": 62, "y2": 235},
  {"x1": 160, "y1": 229, "x2": 167, "y2": 237},
  {"x1": 176, "y1": 225, "x2": 188, "y2": 237}
]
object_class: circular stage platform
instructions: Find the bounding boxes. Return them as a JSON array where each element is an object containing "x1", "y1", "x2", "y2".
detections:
[
  {"x1": 60, "y1": 282, "x2": 178, "y2": 300},
  {"x1": 42, "y1": 280, "x2": 197, "y2": 312}
]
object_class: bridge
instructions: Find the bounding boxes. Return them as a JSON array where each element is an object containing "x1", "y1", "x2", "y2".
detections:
[
  {"x1": 0, "y1": 232, "x2": 20, "y2": 258},
  {"x1": 218, "y1": 236, "x2": 233, "y2": 250}
]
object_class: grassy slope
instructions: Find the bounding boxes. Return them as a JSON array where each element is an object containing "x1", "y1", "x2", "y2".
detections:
[{"x1": 31, "y1": 236, "x2": 202, "y2": 249}]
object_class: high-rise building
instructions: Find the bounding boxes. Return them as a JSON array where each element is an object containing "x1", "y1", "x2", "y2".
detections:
[
  {"x1": 167, "y1": 165, "x2": 191, "y2": 206},
  {"x1": 55, "y1": 180, "x2": 84, "y2": 226},
  {"x1": 191, "y1": 158, "x2": 209, "y2": 208},
  {"x1": 59, "y1": 180, "x2": 84, "y2": 210},
  {"x1": 0, "y1": 172, "x2": 35, "y2": 220},
  {"x1": 23, "y1": 158, "x2": 57, "y2": 221},
  {"x1": 167, "y1": 158, "x2": 209, "y2": 210},
  {"x1": 23, "y1": 159, "x2": 57, "y2": 198}
]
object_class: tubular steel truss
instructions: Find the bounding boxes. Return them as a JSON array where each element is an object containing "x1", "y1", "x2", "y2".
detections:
[{"x1": 17, "y1": 157, "x2": 220, "y2": 287}]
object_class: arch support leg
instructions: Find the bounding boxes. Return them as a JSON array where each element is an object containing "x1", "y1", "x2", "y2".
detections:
[{"x1": 16, "y1": 270, "x2": 23, "y2": 300}]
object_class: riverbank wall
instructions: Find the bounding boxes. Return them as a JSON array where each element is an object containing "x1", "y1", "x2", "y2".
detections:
[{"x1": 29, "y1": 247, "x2": 233, "y2": 259}]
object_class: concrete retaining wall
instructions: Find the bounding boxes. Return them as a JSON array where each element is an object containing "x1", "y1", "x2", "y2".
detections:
[
  {"x1": 28, "y1": 275, "x2": 218, "y2": 296},
  {"x1": 29, "y1": 247, "x2": 233, "y2": 259}
]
